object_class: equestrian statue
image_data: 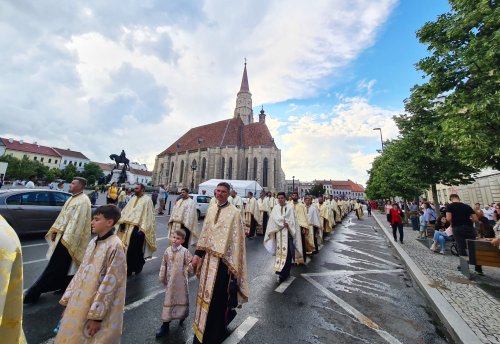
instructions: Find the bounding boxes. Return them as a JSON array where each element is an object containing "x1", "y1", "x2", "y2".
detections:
[{"x1": 110, "y1": 150, "x2": 130, "y2": 170}]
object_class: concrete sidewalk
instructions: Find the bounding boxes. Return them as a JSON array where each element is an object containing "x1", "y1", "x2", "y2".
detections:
[{"x1": 371, "y1": 212, "x2": 500, "y2": 344}]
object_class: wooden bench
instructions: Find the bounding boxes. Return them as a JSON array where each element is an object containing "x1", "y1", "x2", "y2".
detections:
[
  {"x1": 459, "y1": 239, "x2": 500, "y2": 279},
  {"x1": 425, "y1": 224, "x2": 435, "y2": 239}
]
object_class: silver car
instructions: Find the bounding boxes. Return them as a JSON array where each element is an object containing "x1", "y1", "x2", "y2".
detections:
[
  {"x1": 0, "y1": 189, "x2": 72, "y2": 235},
  {"x1": 189, "y1": 194, "x2": 212, "y2": 219}
]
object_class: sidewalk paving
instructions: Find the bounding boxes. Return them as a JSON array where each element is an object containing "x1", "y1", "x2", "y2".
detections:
[{"x1": 371, "y1": 212, "x2": 500, "y2": 344}]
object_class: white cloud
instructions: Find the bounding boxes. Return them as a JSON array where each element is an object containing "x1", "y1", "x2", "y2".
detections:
[{"x1": 0, "y1": 0, "x2": 398, "y2": 176}]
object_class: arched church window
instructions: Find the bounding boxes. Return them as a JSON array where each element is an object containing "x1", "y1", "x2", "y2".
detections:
[
  {"x1": 262, "y1": 158, "x2": 268, "y2": 187},
  {"x1": 253, "y1": 158, "x2": 257, "y2": 180},
  {"x1": 221, "y1": 158, "x2": 225, "y2": 179},
  {"x1": 201, "y1": 158, "x2": 207, "y2": 179},
  {"x1": 228, "y1": 157, "x2": 233, "y2": 179},
  {"x1": 179, "y1": 160, "x2": 184, "y2": 183}
]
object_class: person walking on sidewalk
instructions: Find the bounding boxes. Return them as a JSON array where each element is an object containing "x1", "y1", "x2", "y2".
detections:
[
  {"x1": 446, "y1": 194, "x2": 482, "y2": 275},
  {"x1": 390, "y1": 203, "x2": 404, "y2": 243}
]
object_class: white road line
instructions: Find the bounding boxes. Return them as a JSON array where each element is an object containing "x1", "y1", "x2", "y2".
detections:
[
  {"x1": 274, "y1": 276, "x2": 296, "y2": 293},
  {"x1": 222, "y1": 316, "x2": 258, "y2": 344},
  {"x1": 23, "y1": 258, "x2": 48, "y2": 265},
  {"x1": 21, "y1": 242, "x2": 48, "y2": 248},
  {"x1": 302, "y1": 269, "x2": 403, "y2": 277},
  {"x1": 157, "y1": 236, "x2": 168, "y2": 241},
  {"x1": 302, "y1": 275, "x2": 402, "y2": 344}
]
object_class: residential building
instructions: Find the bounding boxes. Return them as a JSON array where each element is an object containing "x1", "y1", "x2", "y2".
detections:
[
  {"x1": 0, "y1": 137, "x2": 61, "y2": 169},
  {"x1": 52, "y1": 147, "x2": 90, "y2": 172}
]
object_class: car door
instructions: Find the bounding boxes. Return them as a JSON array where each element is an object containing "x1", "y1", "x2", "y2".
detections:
[
  {"x1": 6, "y1": 191, "x2": 55, "y2": 234},
  {"x1": 197, "y1": 196, "x2": 210, "y2": 216}
]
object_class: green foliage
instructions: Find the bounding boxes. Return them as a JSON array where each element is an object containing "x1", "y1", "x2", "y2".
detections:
[
  {"x1": 309, "y1": 183, "x2": 324, "y2": 197},
  {"x1": 46, "y1": 168, "x2": 61, "y2": 183},
  {"x1": 0, "y1": 155, "x2": 50, "y2": 180},
  {"x1": 61, "y1": 163, "x2": 78, "y2": 182},
  {"x1": 81, "y1": 162, "x2": 103, "y2": 186}
]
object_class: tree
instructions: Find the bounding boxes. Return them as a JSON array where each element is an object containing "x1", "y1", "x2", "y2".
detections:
[
  {"x1": 46, "y1": 168, "x2": 62, "y2": 183},
  {"x1": 309, "y1": 183, "x2": 324, "y2": 197},
  {"x1": 61, "y1": 163, "x2": 78, "y2": 182},
  {"x1": 81, "y1": 162, "x2": 103, "y2": 186},
  {"x1": 0, "y1": 155, "x2": 49, "y2": 180},
  {"x1": 413, "y1": 0, "x2": 499, "y2": 169}
]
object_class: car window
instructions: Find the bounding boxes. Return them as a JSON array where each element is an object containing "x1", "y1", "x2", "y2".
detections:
[
  {"x1": 6, "y1": 194, "x2": 22, "y2": 205},
  {"x1": 8, "y1": 192, "x2": 52, "y2": 206},
  {"x1": 52, "y1": 192, "x2": 70, "y2": 206}
]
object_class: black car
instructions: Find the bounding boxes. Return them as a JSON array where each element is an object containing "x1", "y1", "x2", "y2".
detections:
[{"x1": 0, "y1": 189, "x2": 73, "y2": 235}]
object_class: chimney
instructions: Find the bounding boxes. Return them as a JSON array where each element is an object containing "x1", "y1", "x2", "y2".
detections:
[{"x1": 259, "y1": 106, "x2": 266, "y2": 124}]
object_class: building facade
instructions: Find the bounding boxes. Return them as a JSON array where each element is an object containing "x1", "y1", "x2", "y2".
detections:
[
  {"x1": 153, "y1": 64, "x2": 286, "y2": 192},
  {"x1": 0, "y1": 138, "x2": 61, "y2": 170},
  {"x1": 52, "y1": 148, "x2": 90, "y2": 172}
]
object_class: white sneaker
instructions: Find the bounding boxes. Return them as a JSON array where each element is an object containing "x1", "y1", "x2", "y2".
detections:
[
  {"x1": 439, "y1": 250, "x2": 445, "y2": 255},
  {"x1": 430, "y1": 242, "x2": 438, "y2": 251}
]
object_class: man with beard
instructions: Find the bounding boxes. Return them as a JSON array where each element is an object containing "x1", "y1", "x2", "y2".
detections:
[{"x1": 168, "y1": 188, "x2": 199, "y2": 248}]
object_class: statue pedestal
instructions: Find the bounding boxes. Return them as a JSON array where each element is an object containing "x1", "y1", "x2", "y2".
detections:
[{"x1": 110, "y1": 169, "x2": 135, "y2": 185}]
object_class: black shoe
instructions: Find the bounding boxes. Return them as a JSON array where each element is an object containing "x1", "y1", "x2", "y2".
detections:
[
  {"x1": 400, "y1": 241, "x2": 403, "y2": 244},
  {"x1": 155, "y1": 323, "x2": 170, "y2": 338}
]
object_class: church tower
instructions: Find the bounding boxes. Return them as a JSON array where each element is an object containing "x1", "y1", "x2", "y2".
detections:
[{"x1": 233, "y1": 62, "x2": 254, "y2": 125}]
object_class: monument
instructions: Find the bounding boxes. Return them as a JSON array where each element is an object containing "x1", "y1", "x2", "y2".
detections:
[{"x1": 109, "y1": 150, "x2": 134, "y2": 185}]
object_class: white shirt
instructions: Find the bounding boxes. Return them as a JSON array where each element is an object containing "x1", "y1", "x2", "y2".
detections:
[
  {"x1": 25, "y1": 181, "x2": 35, "y2": 189},
  {"x1": 482, "y1": 208, "x2": 495, "y2": 221}
]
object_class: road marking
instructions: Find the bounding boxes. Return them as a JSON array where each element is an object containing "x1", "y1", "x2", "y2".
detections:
[
  {"x1": 222, "y1": 316, "x2": 258, "y2": 344},
  {"x1": 157, "y1": 236, "x2": 168, "y2": 241},
  {"x1": 302, "y1": 269, "x2": 403, "y2": 277},
  {"x1": 302, "y1": 274, "x2": 402, "y2": 344},
  {"x1": 23, "y1": 258, "x2": 48, "y2": 265},
  {"x1": 274, "y1": 276, "x2": 296, "y2": 293},
  {"x1": 21, "y1": 242, "x2": 48, "y2": 248}
]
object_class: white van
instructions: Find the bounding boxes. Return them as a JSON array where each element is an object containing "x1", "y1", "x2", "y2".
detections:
[{"x1": 189, "y1": 194, "x2": 212, "y2": 219}]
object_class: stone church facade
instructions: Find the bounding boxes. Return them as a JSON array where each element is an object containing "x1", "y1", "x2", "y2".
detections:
[{"x1": 152, "y1": 64, "x2": 286, "y2": 192}]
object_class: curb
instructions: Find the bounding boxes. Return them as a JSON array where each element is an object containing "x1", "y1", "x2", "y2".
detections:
[{"x1": 372, "y1": 214, "x2": 481, "y2": 344}]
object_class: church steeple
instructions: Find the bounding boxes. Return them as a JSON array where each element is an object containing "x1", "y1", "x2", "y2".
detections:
[{"x1": 233, "y1": 60, "x2": 253, "y2": 125}]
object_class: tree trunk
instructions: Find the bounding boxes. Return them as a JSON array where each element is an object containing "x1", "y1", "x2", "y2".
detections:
[{"x1": 431, "y1": 184, "x2": 439, "y2": 209}]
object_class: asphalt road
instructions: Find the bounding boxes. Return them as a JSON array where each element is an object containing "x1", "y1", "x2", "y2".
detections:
[{"x1": 21, "y1": 198, "x2": 451, "y2": 344}]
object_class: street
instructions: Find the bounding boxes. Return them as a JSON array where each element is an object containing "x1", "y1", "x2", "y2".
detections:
[{"x1": 20, "y1": 197, "x2": 450, "y2": 344}]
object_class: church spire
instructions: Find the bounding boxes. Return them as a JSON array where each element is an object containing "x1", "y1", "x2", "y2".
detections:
[{"x1": 233, "y1": 59, "x2": 253, "y2": 125}]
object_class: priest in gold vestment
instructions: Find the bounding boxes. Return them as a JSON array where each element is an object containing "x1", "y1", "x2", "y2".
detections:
[
  {"x1": 354, "y1": 200, "x2": 364, "y2": 219},
  {"x1": 264, "y1": 192, "x2": 303, "y2": 283},
  {"x1": 318, "y1": 196, "x2": 334, "y2": 235},
  {"x1": 56, "y1": 205, "x2": 126, "y2": 344},
  {"x1": 305, "y1": 196, "x2": 322, "y2": 253},
  {"x1": 168, "y1": 188, "x2": 199, "y2": 248},
  {"x1": 25, "y1": 177, "x2": 91, "y2": 304},
  {"x1": 0, "y1": 216, "x2": 26, "y2": 343},
  {"x1": 116, "y1": 183, "x2": 156, "y2": 276},
  {"x1": 291, "y1": 192, "x2": 310, "y2": 261},
  {"x1": 244, "y1": 191, "x2": 260, "y2": 238},
  {"x1": 191, "y1": 182, "x2": 248, "y2": 344}
]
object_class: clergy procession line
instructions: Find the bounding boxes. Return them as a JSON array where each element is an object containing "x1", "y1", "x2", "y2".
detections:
[{"x1": 1, "y1": 176, "x2": 364, "y2": 344}]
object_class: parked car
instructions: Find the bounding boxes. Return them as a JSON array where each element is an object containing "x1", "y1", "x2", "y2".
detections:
[
  {"x1": 189, "y1": 194, "x2": 212, "y2": 219},
  {"x1": 0, "y1": 189, "x2": 73, "y2": 235}
]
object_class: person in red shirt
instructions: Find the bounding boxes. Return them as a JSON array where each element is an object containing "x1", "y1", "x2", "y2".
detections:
[{"x1": 390, "y1": 203, "x2": 404, "y2": 243}]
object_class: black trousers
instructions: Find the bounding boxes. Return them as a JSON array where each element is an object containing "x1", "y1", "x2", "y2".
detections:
[
  {"x1": 391, "y1": 223, "x2": 404, "y2": 242},
  {"x1": 25, "y1": 241, "x2": 73, "y2": 299},
  {"x1": 277, "y1": 234, "x2": 294, "y2": 280},
  {"x1": 313, "y1": 226, "x2": 320, "y2": 252},
  {"x1": 127, "y1": 226, "x2": 146, "y2": 274},
  {"x1": 262, "y1": 212, "x2": 269, "y2": 235},
  {"x1": 300, "y1": 230, "x2": 307, "y2": 257},
  {"x1": 249, "y1": 216, "x2": 257, "y2": 237},
  {"x1": 193, "y1": 262, "x2": 231, "y2": 344},
  {"x1": 181, "y1": 225, "x2": 191, "y2": 249},
  {"x1": 452, "y1": 225, "x2": 482, "y2": 272}
]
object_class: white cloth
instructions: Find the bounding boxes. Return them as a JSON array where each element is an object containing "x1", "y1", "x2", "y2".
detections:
[{"x1": 25, "y1": 181, "x2": 35, "y2": 189}]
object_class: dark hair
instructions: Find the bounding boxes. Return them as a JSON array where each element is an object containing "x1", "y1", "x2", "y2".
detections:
[
  {"x1": 449, "y1": 194, "x2": 460, "y2": 200},
  {"x1": 277, "y1": 192, "x2": 286, "y2": 198},
  {"x1": 74, "y1": 177, "x2": 87, "y2": 187},
  {"x1": 181, "y1": 187, "x2": 189, "y2": 193},
  {"x1": 247, "y1": 191, "x2": 253, "y2": 196},
  {"x1": 292, "y1": 192, "x2": 298, "y2": 196},
  {"x1": 217, "y1": 182, "x2": 231, "y2": 192},
  {"x1": 173, "y1": 228, "x2": 187, "y2": 239},
  {"x1": 137, "y1": 183, "x2": 145, "y2": 191},
  {"x1": 94, "y1": 204, "x2": 121, "y2": 225}
]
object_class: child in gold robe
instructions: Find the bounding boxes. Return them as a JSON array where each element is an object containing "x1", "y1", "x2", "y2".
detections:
[
  {"x1": 56, "y1": 205, "x2": 126, "y2": 344},
  {"x1": 156, "y1": 228, "x2": 193, "y2": 338}
]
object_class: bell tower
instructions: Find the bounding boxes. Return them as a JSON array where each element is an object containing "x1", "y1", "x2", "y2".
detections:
[{"x1": 233, "y1": 61, "x2": 253, "y2": 125}]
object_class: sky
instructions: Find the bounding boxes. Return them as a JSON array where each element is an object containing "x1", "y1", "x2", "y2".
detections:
[{"x1": 0, "y1": 0, "x2": 451, "y2": 185}]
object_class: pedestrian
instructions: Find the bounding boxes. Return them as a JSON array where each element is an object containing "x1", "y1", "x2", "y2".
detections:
[
  {"x1": 106, "y1": 182, "x2": 119, "y2": 204},
  {"x1": 318, "y1": 196, "x2": 334, "y2": 235},
  {"x1": 168, "y1": 188, "x2": 198, "y2": 248},
  {"x1": 385, "y1": 200, "x2": 392, "y2": 223},
  {"x1": 264, "y1": 192, "x2": 302, "y2": 283},
  {"x1": 155, "y1": 228, "x2": 193, "y2": 338},
  {"x1": 25, "y1": 175, "x2": 37, "y2": 189},
  {"x1": 116, "y1": 183, "x2": 157, "y2": 276},
  {"x1": 57, "y1": 181, "x2": 64, "y2": 191},
  {"x1": 245, "y1": 191, "x2": 260, "y2": 239},
  {"x1": 446, "y1": 194, "x2": 482, "y2": 275},
  {"x1": 390, "y1": 203, "x2": 404, "y2": 243},
  {"x1": 366, "y1": 201, "x2": 372, "y2": 217},
  {"x1": 354, "y1": 200, "x2": 364, "y2": 219},
  {"x1": 55, "y1": 205, "x2": 126, "y2": 343},
  {"x1": 304, "y1": 195, "x2": 321, "y2": 254},
  {"x1": 423, "y1": 202, "x2": 436, "y2": 226},
  {"x1": 151, "y1": 190, "x2": 158, "y2": 208},
  {"x1": 117, "y1": 187, "x2": 127, "y2": 209},
  {"x1": 157, "y1": 185, "x2": 166, "y2": 215},
  {"x1": 228, "y1": 189, "x2": 244, "y2": 217},
  {"x1": 191, "y1": 182, "x2": 248, "y2": 344},
  {"x1": 24, "y1": 177, "x2": 92, "y2": 304},
  {"x1": 0, "y1": 215, "x2": 26, "y2": 343},
  {"x1": 90, "y1": 186, "x2": 99, "y2": 206}
]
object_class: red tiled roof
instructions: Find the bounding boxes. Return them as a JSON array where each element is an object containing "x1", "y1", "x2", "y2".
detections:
[
  {"x1": 52, "y1": 148, "x2": 89, "y2": 160},
  {"x1": 158, "y1": 117, "x2": 276, "y2": 156},
  {"x1": 0, "y1": 138, "x2": 60, "y2": 157},
  {"x1": 130, "y1": 168, "x2": 153, "y2": 177},
  {"x1": 329, "y1": 179, "x2": 365, "y2": 192}
]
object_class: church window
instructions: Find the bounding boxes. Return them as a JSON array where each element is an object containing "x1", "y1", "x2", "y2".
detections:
[
  {"x1": 245, "y1": 158, "x2": 248, "y2": 180},
  {"x1": 228, "y1": 157, "x2": 233, "y2": 179},
  {"x1": 262, "y1": 158, "x2": 268, "y2": 187},
  {"x1": 179, "y1": 161, "x2": 185, "y2": 183},
  {"x1": 220, "y1": 158, "x2": 225, "y2": 179},
  {"x1": 169, "y1": 162, "x2": 174, "y2": 183},
  {"x1": 253, "y1": 158, "x2": 257, "y2": 180},
  {"x1": 201, "y1": 158, "x2": 206, "y2": 179}
]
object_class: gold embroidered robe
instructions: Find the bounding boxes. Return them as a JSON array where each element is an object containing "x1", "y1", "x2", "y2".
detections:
[
  {"x1": 116, "y1": 194, "x2": 157, "y2": 256},
  {"x1": 306, "y1": 205, "x2": 322, "y2": 251},
  {"x1": 159, "y1": 246, "x2": 193, "y2": 322},
  {"x1": 193, "y1": 204, "x2": 248, "y2": 342},
  {"x1": 168, "y1": 197, "x2": 199, "y2": 246},
  {"x1": 46, "y1": 193, "x2": 92, "y2": 267},
  {"x1": 56, "y1": 235, "x2": 127, "y2": 344},
  {"x1": 0, "y1": 216, "x2": 26, "y2": 344},
  {"x1": 244, "y1": 197, "x2": 261, "y2": 228},
  {"x1": 354, "y1": 202, "x2": 364, "y2": 218},
  {"x1": 319, "y1": 202, "x2": 334, "y2": 233}
]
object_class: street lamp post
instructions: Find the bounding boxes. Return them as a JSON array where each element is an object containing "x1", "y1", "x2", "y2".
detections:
[
  {"x1": 373, "y1": 128, "x2": 384, "y2": 152},
  {"x1": 191, "y1": 160, "x2": 197, "y2": 192}
]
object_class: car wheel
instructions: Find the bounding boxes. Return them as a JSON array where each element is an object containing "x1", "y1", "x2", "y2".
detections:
[{"x1": 197, "y1": 209, "x2": 201, "y2": 219}]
